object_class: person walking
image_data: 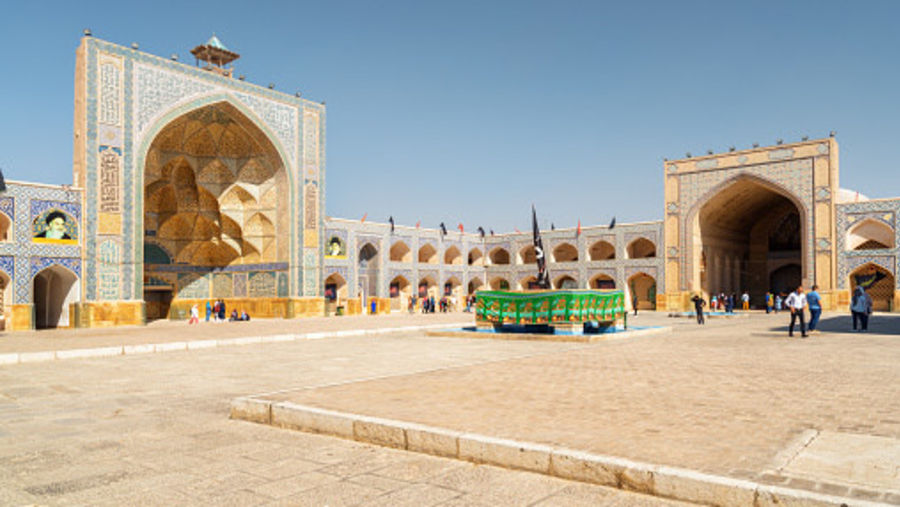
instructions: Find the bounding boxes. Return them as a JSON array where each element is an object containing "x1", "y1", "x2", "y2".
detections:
[
  {"x1": 784, "y1": 286, "x2": 808, "y2": 338},
  {"x1": 691, "y1": 294, "x2": 706, "y2": 325},
  {"x1": 189, "y1": 304, "x2": 199, "y2": 325},
  {"x1": 205, "y1": 300, "x2": 212, "y2": 322},
  {"x1": 724, "y1": 293, "x2": 734, "y2": 314},
  {"x1": 807, "y1": 285, "x2": 822, "y2": 333},
  {"x1": 774, "y1": 294, "x2": 782, "y2": 313},
  {"x1": 741, "y1": 291, "x2": 750, "y2": 311},
  {"x1": 710, "y1": 294, "x2": 717, "y2": 312},
  {"x1": 850, "y1": 286, "x2": 872, "y2": 332},
  {"x1": 765, "y1": 292, "x2": 773, "y2": 314},
  {"x1": 632, "y1": 294, "x2": 639, "y2": 316}
]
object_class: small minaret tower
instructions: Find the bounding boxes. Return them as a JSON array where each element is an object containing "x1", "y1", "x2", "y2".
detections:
[{"x1": 190, "y1": 34, "x2": 240, "y2": 77}]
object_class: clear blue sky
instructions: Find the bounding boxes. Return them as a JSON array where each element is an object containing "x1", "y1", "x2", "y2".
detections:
[{"x1": 2, "y1": 1, "x2": 899, "y2": 232}]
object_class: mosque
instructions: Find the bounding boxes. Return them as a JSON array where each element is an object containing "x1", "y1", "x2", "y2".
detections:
[{"x1": 1, "y1": 35, "x2": 898, "y2": 330}]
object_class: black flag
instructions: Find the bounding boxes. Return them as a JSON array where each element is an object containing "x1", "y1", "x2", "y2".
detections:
[
  {"x1": 439, "y1": 222, "x2": 447, "y2": 235},
  {"x1": 532, "y1": 205, "x2": 550, "y2": 289},
  {"x1": 490, "y1": 229, "x2": 494, "y2": 236},
  {"x1": 551, "y1": 223, "x2": 555, "y2": 231},
  {"x1": 608, "y1": 216, "x2": 616, "y2": 230},
  {"x1": 477, "y1": 226, "x2": 485, "y2": 238},
  {"x1": 0, "y1": 168, "x2": 6, "y2": 192},
  {"x1": 388, "y1": 216, "x2": 394, "y2": 233}
]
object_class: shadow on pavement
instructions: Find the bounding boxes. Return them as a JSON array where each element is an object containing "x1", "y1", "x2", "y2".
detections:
[{"x1": 767, "y1": 312, "x2": 900, "y2": 336}]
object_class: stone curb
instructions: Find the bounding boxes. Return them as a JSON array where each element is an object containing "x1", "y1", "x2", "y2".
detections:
[
  {"x1": 231, "y1": 398, "x2": 890, "y2": 507},
  {"x1": 425, "y1": 325, "x2": 671, "y2": 343},
  {"x1": 0, "y1": 322, "x2": 458, "y2": 367}
]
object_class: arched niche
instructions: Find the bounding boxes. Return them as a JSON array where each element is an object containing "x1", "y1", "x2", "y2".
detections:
[
  {"x1": 553, "y1": 274, "x2": 578, "y2": 289},
  {"x1": 468, "y1": 248, "x2": 483, "y2": 266},
  {"x1": 518, "y1": 245, "x2": 537, "y2": 265},
  {"x1": 553, "y1": 243, "x2": 578, "y2": 263},
  {"x1": 627, "y1": 272, "x2": 656, "y2": 310},
  {"x1": 444, "y1": 246, "x2": 463, "y2": 265},
  {"x1": 626, "y1": 238, "x2": 656, "y2": 259},
  {"x1": 418, "y1": 244, "x2": 438, "y2": 264},
  {"x1": 589, "y1": 273, "x2": 616, "y2": 289},
  {"x1": 488, "y1": 247, "x2": 510, "y2": 265},
  {"x1": 847, "y1": 218, "x2": 894, "y2": 250},
  {"x1": 390, "y1": 241, "x2": 412, "y2": 262},
  {"x1": 33, "y1": 265, "x2": 79, "y2": 329},
  {"x1": 588, "y1": 240, "x2": 615, "y2": 261}
]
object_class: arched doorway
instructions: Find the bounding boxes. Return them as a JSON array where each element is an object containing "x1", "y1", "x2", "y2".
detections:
[
  {"x1": 0, "y1": 271, "x2": 10, "y2": 330},
  {"x1": 0, "y1": 212, "x2": 10, "y2": 242},
  {"x1": 359, "y1": 243, "x2": 379, "y2": 305},
  {"x1": 389, "y1": 275, "x2": 411, "y2": 311},
  {"x1": 467, "y1": 277, "x2": 484, "y2": 294},
  {"x1": 142, "y1": 101, "x2": 288, "y2": 319},
  {"x1": 33, "y1": 265, "x2": 79, "y2": 329},
  {"x1": 489, "y1": 277, "x2": 510, "y2": 290},
  {"x1": 418, "y1": 276, "x2": 438, "y2": 299},
  {"x1": 553, "y1": 275, "x2": 578, "y2": 289},
  {"x1": 443, "y1": 276, "x2": 463, "y2": 310},
  {"x1": 628, "y1": 272, "x2": 656, "y2": 310},
  {"x1": 324, "y1": 273, "x2": 347, "y2": 315},
  {"x1": 769, "y1": 264, "x2": 801, "y2": 297},
  {"x1": 589, "y1": 273, "x2": 616, "y2": 289},
  {"x1": 518, "y1": 275, "x2": 538, "y2": 290},
  {"x1": 692, "y1": 177, "x2": 804, "y2": 306},
  {"x1": 850, "y1": 264, "x2": 895, "y2": 312}
]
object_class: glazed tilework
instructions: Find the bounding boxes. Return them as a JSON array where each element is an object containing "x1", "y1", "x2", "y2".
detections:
[
  {"x1": 78, "y1": 37, "x2": 323, "y2": 303},
  {"x1": 676, "y1": 159, "x2": 814, "y2": 290},
  {"x1": 324, "y1": 217, "x2": 664, "y2": 297},
  {"x1": 0, "y1": 256, "x2": 13, "y2": 280},
  {"x1": 836, "y1": 199, "x2": 900, "y2": 289},
  {"x1": 31, "y1": 257, "x2": 81, "y2": 278},
  {"x1": 0, "y1": 197, "x2": 14, "y2": 219},
  {"x1": 2, "y1": 183, "x2": 83, "y2": 304}
]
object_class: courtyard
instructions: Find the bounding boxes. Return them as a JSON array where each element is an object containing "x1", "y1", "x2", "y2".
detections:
[{"x1": 0, "y1": 311, "x2": 897, "y2": 505}]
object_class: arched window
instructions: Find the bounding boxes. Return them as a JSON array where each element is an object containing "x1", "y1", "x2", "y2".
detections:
[{"x1": 518, "y1": 245, "x2": 536, "y2": 265}]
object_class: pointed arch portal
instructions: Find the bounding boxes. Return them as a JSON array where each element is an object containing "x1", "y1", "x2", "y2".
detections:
[
  {"x1": 142, "y1": 101, "x2": 289, "y2": 319},
  {"x1": 691, "y1": 176, "x2": 805, "y2": 306}
]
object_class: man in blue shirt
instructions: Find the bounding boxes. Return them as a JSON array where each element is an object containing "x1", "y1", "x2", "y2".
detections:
[{"x1": 807, "y1": 284, "x2": 822, "y2": 333}]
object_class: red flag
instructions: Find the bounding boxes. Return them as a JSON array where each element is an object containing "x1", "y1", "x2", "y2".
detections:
[
  {"x1": 415, "y1": 220, "x2": 421, "y2": 228},
  {"x1": 577, "y1": 219, "x2": 581, "y2": 236},
  {"x1": 360, "y1": 213, "x2": 367, "y2": 223},
  {"x1": 515, "y1": 227, "x2": 521, "y2": 233},
  {"x1": 458, "y1": 223, "x2": 464, "y2": 233}
]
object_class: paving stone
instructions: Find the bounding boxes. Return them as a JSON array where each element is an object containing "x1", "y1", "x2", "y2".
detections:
[{"x1": 1, "y1": 312, "x2": 892, "y2": 504}]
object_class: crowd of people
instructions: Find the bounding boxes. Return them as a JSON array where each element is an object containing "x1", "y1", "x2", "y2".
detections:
[
  {"x1": 407, "y1": 293, "x2": 477, "y2": 313},
  {"x1": 188, "y1": 299, "x2": 251, "y2": 324},
  {"x1": 690, "y1": 284, "x2": 874, "y2": 335}
]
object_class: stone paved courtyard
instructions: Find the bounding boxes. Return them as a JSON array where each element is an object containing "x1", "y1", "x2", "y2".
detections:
[
  {"x1": 251, "y1": 311, "x2": 900, "y2": 503},
  {"x1": 0, "y1": 313, "x2": 692, "y2": 505}
]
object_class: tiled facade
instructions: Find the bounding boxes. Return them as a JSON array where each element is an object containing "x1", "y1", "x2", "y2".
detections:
[
  {"x1": 1, "y1": 36, "x2": 898, "y2": 330},
  {"x1": 323, "y1": 218, "x2": 664, "y2": 309}
]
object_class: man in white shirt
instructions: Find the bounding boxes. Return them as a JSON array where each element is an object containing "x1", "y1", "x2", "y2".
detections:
[{"x1": 784, "y1": 286, "x2": 808, "y2": 338}]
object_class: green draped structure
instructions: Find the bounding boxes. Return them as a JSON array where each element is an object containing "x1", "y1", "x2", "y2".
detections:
[{"x1": 475, "y1": 289, "x2": 626, "y2": 327}]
